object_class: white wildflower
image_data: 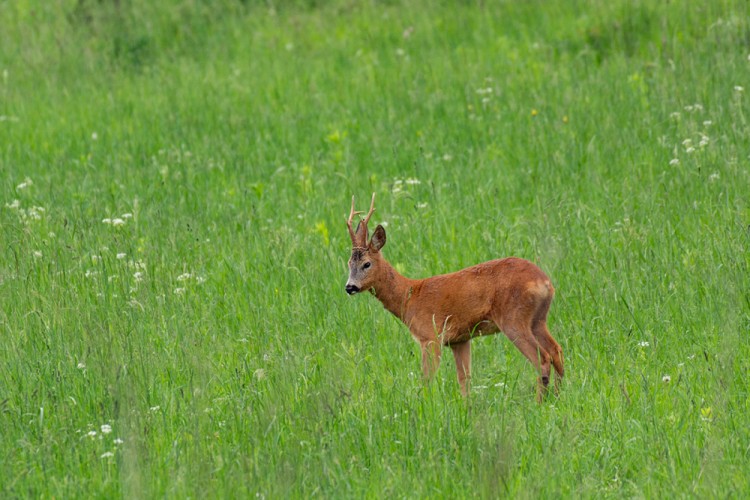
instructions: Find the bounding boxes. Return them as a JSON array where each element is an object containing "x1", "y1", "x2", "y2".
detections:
[
  {"x1": 33, "y1": 251, "x2": 42, "y2": 258},
  {"x1": 703, "y1": 120, "x2": 712, "y2": 127},
  {"x1": 662, "y1": 375, "x2": 671, "y2": 383},
  {"x1": 254, "y1": 368, "x2": 266, "y2": 381},
  {"x1": 100, "y1": 451, "x2": 114, "y2": 459},
  {"x1": 735, "y1": 85, "x2": 744, "y2": 92},
  {"x1": 708, "y1": 172, "x2": 720, "y2": 182},
  {"x1": 442, "y1": 153, "x2": 452, "y2": 162},
  {"x1": 669, "y1": 112, "x2": 680, "y2": 119},
  {"x1": 405, "y1": 178, "x2": 421, "y2": 185},
  {"x1": 133, "y1": 272, "x2": 144, "y2": 282},
  {"x1": 638, "y1": 341, "x2": 650, "y2": 347},
  {"x1": 112, "y1": 218, "x2": 125, "y2": 227},
  {"x1": 91, "y1": 132, "x2": 98, "y2": 140},
  {"x1": 149, "y1": 406, "x2": 160, "y2": 412},
  {"x1": 77, "y1": 362, "x2": 86, "y2": 369},
  {"x1": 684, "y1": 105, "x2": 694, "y2": 112},
  {"x1": 494, "y1": 382, "x2": 506, "y2": 388},
  {"x1": 121, "y1": 213, "x2": 133, "y2": 219},
  {"x1": 102, "y1": 218, "x2": 112, "y2": 224},
  {"x1": 114, "y1": 438, "x2": 124, "y2": 445},
  {"x1": 87, "y1": 430, "x2": 97, "y2": 438},
  {"x1": 173, "y1": 287, "x2": 186, "y2": 295},
  {"x1": 195, "y1": 276, "x2": 206, "y2": 285},
  {"x1": 116, "y1": 253, "x2": 126, "y2": 260},
  {"x1": 686, "y1": 146, "x2": 696, "y2": 154},
  {"x1": 416, "y1": 202, "x2": 428, "y2": 209},
  {"x1": 669, "y1": 158, "x2": 680, "y2": 166},
  {"x1": 101, "y1": 424, "x2": 112, "y2": 434},
  {"x1": 6, "y1": 199, "x2": 20, "y2": 210},
  {"x1": 27, "y1": 206, "x2": 44, "y2": 220},
  {"x1": 693, "y1": 103, "x2": 703, "y2": 111},
  {"x1": 177, "y1": 273, "x2": 192, "y2": 281},
  {"x1": 16, "y1": 177, "x2": 33, "y2": 190},
  {"x1": 682, "y1": 139, "x2": 692, "y2": 147}
]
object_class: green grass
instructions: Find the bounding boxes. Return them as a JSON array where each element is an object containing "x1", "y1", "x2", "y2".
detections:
[{"x1": 1, "y1": 0, "x2": 749, "y2": 497}]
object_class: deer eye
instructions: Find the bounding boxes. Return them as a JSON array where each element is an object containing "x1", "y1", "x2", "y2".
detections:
[{"x1": 362, "y1": 262, "x2": 371, "y2": 270}]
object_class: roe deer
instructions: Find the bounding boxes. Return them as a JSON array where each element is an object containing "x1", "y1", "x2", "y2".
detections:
[{"x1": 345, "y1": 194, "x2": 563, "y2": 400}]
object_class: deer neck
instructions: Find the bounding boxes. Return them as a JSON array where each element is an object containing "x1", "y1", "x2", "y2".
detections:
[{"x1": 370, "y1": 257, "x2": 416, "y2": 322}]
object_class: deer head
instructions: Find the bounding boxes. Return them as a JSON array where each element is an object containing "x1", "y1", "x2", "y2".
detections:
[{"x1": 345, "y1": 193, "x2": 387, "y2": 295}]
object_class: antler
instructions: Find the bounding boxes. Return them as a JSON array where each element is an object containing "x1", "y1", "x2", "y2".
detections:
[
  {"x1": 346, "y1": 193, "x2": 376, "y2": 247},
  {"x1": 346, "y1": 196, "x2": 363, "y2": 245},
  {"x1": 362, "y1": 192, "x2": 376, "y2": 227}
]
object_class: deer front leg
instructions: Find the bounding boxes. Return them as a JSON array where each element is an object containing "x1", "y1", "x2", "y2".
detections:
[
  {"x1": 420, "y1": 340, "x2": 442, "y2": 382},
  {"x1": 450, "y1": 341, "x2": 471, "y2": 397}
]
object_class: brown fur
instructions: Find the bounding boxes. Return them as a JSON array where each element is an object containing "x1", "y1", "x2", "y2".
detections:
[{"x1": 346, "y1": 195, "x2": 563, "y2": 400}]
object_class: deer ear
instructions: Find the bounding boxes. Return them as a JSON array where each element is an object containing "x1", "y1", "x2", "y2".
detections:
[{"x1": 369, "y1": 224, "x2": 386, "y2": 252}]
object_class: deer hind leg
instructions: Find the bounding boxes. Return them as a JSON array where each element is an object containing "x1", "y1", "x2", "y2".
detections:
[
  {"x1": 450, "y1": 341, "x2": 471, "y2": 397},
  {"x1": 532, "y1": 321, "x2": 564, "y2": 394},
  {"x1": 530, "y1": 293, "x2": 564, "y2": 393},
  {"x1": 498, "y1": 320, "x2": 552, "y2": 402}
]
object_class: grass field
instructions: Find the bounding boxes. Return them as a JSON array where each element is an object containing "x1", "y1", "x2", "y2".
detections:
[{"x1": 1, "y1": 0, "x2": 749, "y2": 497}]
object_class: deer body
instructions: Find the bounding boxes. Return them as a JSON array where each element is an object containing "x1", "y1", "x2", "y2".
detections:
[{"x1": 346, "y1": 195, "x2": 564, "y2": 399}]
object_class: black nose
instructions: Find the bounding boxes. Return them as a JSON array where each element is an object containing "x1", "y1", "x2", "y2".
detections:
[{"x1": 346, "y1": 284, "x2": 360, "y2": 295}]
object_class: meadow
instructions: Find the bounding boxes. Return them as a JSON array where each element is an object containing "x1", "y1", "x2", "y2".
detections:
[{"x1": 1, "y1": 0, "x2": 749, "y2": 497}]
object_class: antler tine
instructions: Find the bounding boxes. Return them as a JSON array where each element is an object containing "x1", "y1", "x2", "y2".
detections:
[
  {"x1": 346, "y1": 195, "x2": 363, "y2": 244},
  {"x1": 361, "y1": 192, "x2": 376, "y2": 226}
]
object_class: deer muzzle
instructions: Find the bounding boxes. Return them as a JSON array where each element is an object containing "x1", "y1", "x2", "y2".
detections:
[{"x1": 345, "y1": 284, "x2": 360, "y2": 295}]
